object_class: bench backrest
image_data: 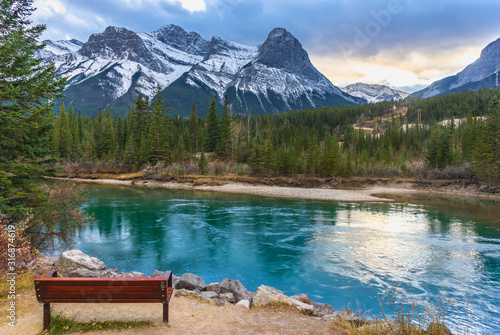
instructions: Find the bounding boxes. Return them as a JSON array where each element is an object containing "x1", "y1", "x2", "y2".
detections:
[{"x1": 35, "y1": 270, "x2": 173, "y2": 304}]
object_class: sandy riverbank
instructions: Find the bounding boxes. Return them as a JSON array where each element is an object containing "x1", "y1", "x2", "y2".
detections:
[{"x1": 59, "y1": 177, "x2": 416, "y2": 202}]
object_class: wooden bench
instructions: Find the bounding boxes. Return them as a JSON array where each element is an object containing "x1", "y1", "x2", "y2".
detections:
[{"x1": 34, "y1": 270, "x2": 173, "y2": 330}]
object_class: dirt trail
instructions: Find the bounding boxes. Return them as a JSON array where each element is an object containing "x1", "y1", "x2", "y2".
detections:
[{"x1": 1, "y1": 291, "x2": 340, "y2": 335}]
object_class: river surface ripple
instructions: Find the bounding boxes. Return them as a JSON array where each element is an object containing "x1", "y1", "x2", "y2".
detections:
[{"x1": 75, "y1": 185, "x2": 500, "y2": 334}]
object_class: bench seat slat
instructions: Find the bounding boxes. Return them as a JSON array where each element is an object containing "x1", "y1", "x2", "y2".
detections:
[
  {"x1": 40, "y1": 286, "x2": 163, "y2": 293},
  {"x1": 40, "y1": 298, "x2": 165, "y2": 303},
  {"x1": 40, "y1": 292, "x2": 165, "y2": 299},
  {"x1": 36, "y1": 279, "x2": 163, "y2": 286}
]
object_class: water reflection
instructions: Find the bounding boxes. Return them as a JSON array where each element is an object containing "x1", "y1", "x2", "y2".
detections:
[{"x1": 75, "y1": 185, "x2": 500, "y2": 334}]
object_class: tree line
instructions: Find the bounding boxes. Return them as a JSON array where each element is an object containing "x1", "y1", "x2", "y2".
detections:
[{"x1": 51, "y1": 87, "x2": 500, "y2": 184}]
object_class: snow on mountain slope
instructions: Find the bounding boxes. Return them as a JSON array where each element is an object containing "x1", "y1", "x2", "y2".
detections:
[
  {"x1": 35, "y1": 39, "x2": 83, "y2": 59},
  {"x1": 42, "y1": 25, "x2": 206, "y2": 102},
  {"x1": 40, "y1": 25, "x2": 363, "y2": 116},
  {"x1": 342, "y1": 83, "x2": 409, "y2": 103},
  {"x1": 412, "y1": 37, "x2": 500, "y2": 98},
  {"x1": 227, "y1": 28, "x2": 363, "y2": 112},
  {"x1": 174, "y1": 27, "x2": 363, "y2": 115},
  {"x1": 185, "y1": 36, "x2": 259, "y2": 100}
]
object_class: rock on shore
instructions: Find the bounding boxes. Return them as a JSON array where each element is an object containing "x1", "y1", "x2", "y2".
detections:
[{"x1": 51, "y1": 250, "x2": 343, "y2": 318}]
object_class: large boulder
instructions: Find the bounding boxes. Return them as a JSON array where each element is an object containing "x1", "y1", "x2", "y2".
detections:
[
  {"x1": 200, "y1": 291, "x2": 219, "y2": 301},
  {"x1": 236, "y1": 300, "x2": 251, "y2": 308},
  {"x1": 115, "y1": 271, "x2": 147, "y2": 278},
  {"x1": 99, "y1": 268, "x2": 119, "y2": 278},
  {"x1": 66, "y1": 268, "x2": 100, "y2": 277},
  {"x1": 252, "y1": 285, "x2": 314, "y2": 313},
  {"x1": 219, "y1": 278, "x2": 251, "y2": 303},
  {"x1": 173, "y1": 288, "x2": 202, "y2": 298},
  {"x1": 290, "y1": 293, "x2": 311, "y2": 305},
  {"x1": 177, "y1": 273, "x2": 206, "y2": 291},
  {"x1": 205, "y1": 282, "x2": 221, "y2": 294},
  {"x1": 219, "y1": 292, "x2": 235, "y2": 303},
  {"x1": 55, "y1": 250, "x2": 105, "y2": 276},
  {"x1": 152, "y1": 270, "x2": 180, "y2": 289}
]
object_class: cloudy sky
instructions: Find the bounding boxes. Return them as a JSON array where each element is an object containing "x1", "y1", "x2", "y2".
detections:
[{"x1": 32, "y1": 0, "x2": 500, "y2": 92}]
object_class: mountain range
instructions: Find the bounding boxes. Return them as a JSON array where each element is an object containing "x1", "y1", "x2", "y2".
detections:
[
  {"x1": 38, "y1": 25, "x2": 365, "y2": 117},
  {"x1": 38, "y1": 24, "x2": 500, "y2": 117},
  {"x1": 341, "y1": 83, "x2": 409, "y2": 103},
  {"x1": 411, "y1": 38, "x2": 500, "y2": 98}
]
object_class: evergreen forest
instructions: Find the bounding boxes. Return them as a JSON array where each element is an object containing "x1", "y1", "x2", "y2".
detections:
[{"x1": 51, "y1": 85, "x2": 500, "y2": 185}]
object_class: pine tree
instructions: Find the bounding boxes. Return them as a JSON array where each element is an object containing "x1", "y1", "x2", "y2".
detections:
[
  {"x1": 461, "y1": 111, "x2": 476, "y2": 162},
  {"x1": 68, "y1": 103, "x2": 81, "y2": 161},
  {"x1": 147, "y1": 86, "x2": 172, "y2": 164},
  {"x1": 198, "y1": 150, "x2": 208, "y2": 175},
  {"x1": 97, "y1": 107, "x2": 115, "y2": 160},
  {"x1": 425, "y1": 127, "x2": 439, "y2": 169},
  {"x1": 217, "y1": 94, "x2": 232, "y2": 158},
  {"x1": 205, "y1": 95, "x2": 219, "y2": 152},
  {"x1": 57, "y1": 101, "x2": 70, "y2": 158},
  {"x1": 123, "y1": 129, "x2": 137, "y2": 170},
  {"x1": 436, "y1": 127, "x2": 452, "y2": 170},
  {"x1": 0, "y1": 0, "x2": 66, "y2": 219},
  {"x1": 306, "y1": 136, "x2": 320, "y2": 176},
  {"x1": 473, "y1": 97, "x2": 500, "y2": 183},
  {"x1": 188, "y1": 102, "x2": 198, "y2": 153}
]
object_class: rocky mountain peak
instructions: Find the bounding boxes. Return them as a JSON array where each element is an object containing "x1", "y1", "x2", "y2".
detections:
[
  {"x1": 80, "y1": 26, "x2": 149, "y2": 60},
  {"x1": 154, "y1": 24, "x2": 208, "y2": 56},
  {"x1": 342, "y1": 82, "x2": 409, "y2": 103},
  {"x1": 256, "y1": 28, "x2": 319, "y2": 80},
  {"x1": 69, "y1": 39, "x2": 84, "y2": 47},
  {"x1": 479, "y1": 37, "x2": 500, "y2": 60},
  {"x1": 204, "y1": 36, "x2": 243, "y2": 60}
]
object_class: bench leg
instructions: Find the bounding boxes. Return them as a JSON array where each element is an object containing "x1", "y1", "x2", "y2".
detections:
[
  {"x1": 43, "y1": 303, "x2": 50, "y2": 329},
  {"x1": 163, "y1": 302, "x2": 168, "y2": 323}
]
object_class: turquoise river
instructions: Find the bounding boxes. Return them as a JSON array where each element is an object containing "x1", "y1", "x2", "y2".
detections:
[{"x1": 74, "y1": 184, "x2": 500, "y2": 334}]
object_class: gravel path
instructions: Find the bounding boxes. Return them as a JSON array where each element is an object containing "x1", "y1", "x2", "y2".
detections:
[{"x1": 1, "y1": 293, "x2": 340, "y2": 335}]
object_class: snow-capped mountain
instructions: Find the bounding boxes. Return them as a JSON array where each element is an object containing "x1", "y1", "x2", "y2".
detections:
[
  {"x1": 37, "y1": 25, "x2": 363, "y2": 117},
  {"x1": 166, "y1": 28, "x2": 364, "y2": 115},
  {"x1": 411, "y1": 37, "x2": 500, "y2": 98},
  {"x1": 35, "y1": 39, "x2": 83, "y2": 59},
  {"x1": 341, "y1": 83, "x2": 409, "y2": 103}
]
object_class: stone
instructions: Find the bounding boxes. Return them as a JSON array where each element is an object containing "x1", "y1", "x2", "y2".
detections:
[
  {"x1": 323, "y1": 309, "x2": 364, "y2": 326},
  {"x1": 172, "y1": 274, "x2": 180, "y2": 289},
  {"x1": 219, "y1": 278, "x2": 250, "y2": 303},
  {"x1": 290, "y1": 293, "x2": 311, "y2": 304},
  {"x1": 115, "y1": 271, "x2": 147, "y2": 278},
  {"x1": 151, "y1": 270, "x2": 165, "y2": 277},
  {"x1": 99, "y1": 268, "x2": 119, "y2": 278},
  {"x1": 66, "y1": 268, "x2": 100, "y2": 277},
  {"x1": 173, "y1": 289, "x2": 201, "y2": 298},
  {"x1": 252, "y1": 285, "x2": 287, "y2": 306},
  {"x1": 252, "y1": 285, "x2": 314, "y2": 313},
  {"x1": 219, "y1": 292, "x2": 235, "y2": 303},
  {"x1": 177, "y1": 273, "x2": 206, "y2": 291},
  {"x1": 200, "y1": 291, "x2": 219, "y2": 301},
  {"x1": 55, "y1": 250, "x2": 105, "y2": 276},
  {"x1": 236, "y1": 300, "x2": 251, "y2": 308},
  {"x1": 205, "y1": 282, "x2": 221, "y2": 294},
  {"x1": 311, "y1": 301, "x2": 335, "y2": 315},
  {"x1": 151, "y1": 271, "x2": 179, "y2": 287}
]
